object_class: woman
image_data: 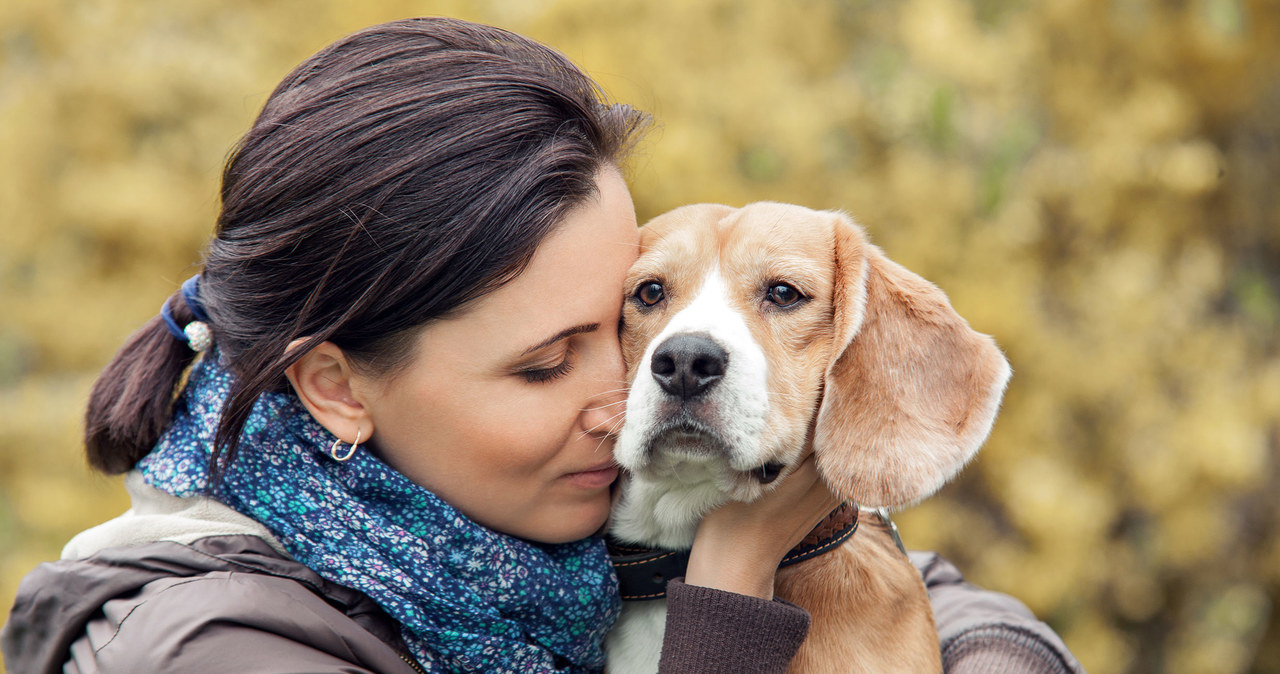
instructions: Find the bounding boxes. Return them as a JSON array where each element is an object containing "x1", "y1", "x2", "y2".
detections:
[
  {"x1": 2, "y1": 17, "x2": 1083, "y2": 674},
  {"x1": 1, "y1": 17, "x2": 837, "y2": 673}
]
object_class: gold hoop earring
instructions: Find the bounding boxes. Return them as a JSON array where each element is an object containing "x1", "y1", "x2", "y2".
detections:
[{"x1": 330, "y1": 429, "x2": 361, "y2": 462}]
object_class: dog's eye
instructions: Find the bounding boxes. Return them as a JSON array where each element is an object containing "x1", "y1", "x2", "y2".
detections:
[
  {"x1": 635, "y1": 282, "x2": 665, "y2": 307},
  {"x1": 767, "y1": 283, "x2": 802, "y2": 307}
]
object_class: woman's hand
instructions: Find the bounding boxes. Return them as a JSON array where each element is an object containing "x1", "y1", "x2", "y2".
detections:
[{"x1": 683, "y1": 452, "x2": 843, "y2": 599}]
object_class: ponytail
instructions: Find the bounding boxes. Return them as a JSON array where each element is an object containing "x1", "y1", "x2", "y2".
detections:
[{"x1": 84, "y1": 290, "x2": 202, "y2": 474}]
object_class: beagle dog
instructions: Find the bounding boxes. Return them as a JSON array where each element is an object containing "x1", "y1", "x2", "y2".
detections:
[{"x1": 605, "y1": 202, "x2": 1011, "y2": 673}]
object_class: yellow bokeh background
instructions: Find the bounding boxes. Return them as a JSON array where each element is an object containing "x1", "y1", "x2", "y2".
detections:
[{"x1": 3, "y1": 1, "x2": 1278, "y2": 672}]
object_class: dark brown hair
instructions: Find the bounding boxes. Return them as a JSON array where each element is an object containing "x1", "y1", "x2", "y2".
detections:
[{"x1": 85, "y1": 17, "x2": 647, "y2": 476}]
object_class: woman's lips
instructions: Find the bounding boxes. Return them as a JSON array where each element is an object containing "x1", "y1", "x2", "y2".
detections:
[{"x1": 564, "y1": 462, "x2": 619, "y2": 489}]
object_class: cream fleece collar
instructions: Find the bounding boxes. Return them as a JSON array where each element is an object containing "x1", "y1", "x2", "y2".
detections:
[{"x1": 61, "y1": 471, "x2": 288, "y2": 560}]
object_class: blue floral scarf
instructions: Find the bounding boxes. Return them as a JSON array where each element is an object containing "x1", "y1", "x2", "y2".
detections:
[{"x1": 138, "y1": 352, "x2": 619, "y2": 672}]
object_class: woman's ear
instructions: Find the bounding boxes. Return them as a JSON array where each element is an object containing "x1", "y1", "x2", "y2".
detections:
[{"x1": 284, "y1": 339, "x2": 373, "y2": 445}]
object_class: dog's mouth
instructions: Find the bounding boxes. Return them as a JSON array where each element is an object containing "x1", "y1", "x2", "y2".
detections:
[
  {"x1": 750, "y1": 461, "x2": 787, "y2": 484},
  {"x1": 648, "y1": 419, "x2": 730, "y2": 458},
  {"x1": 644, "y1": 418, "x2": 788, "y2": 484}
]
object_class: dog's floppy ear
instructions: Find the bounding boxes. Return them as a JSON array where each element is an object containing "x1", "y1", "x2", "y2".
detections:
[{"x1": 814, "y1": 213, "x2": 1011, "y2": 507}]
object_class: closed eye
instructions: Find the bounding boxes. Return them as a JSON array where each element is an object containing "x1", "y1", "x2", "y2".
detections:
[{"x1": 521, "y1": 357, "x2": 575, "y2": 384}]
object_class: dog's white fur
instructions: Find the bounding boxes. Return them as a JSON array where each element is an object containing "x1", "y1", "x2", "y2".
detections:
[
  {"x1": 606, "y1": 202, "x2": 1011, "y2": 673},
  {"x1": 612, "y1": 268, "x2": 774, "y2": 549}
]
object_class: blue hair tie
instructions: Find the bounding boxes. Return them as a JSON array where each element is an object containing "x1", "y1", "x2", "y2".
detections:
[
  {"x1": 160, "y1": 274, "x2": 213, "y2": 351},
  {"x1": 180, "y1": 275, "x2": 211, "y2": 323}
]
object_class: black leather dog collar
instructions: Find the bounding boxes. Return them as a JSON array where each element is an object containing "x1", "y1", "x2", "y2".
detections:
[
  {"x1": 606, "y1": 545, "x2": 693, "y2": 601},
  {"x1": 607, "y1": 504, "x2": 860, "y2": 601}
]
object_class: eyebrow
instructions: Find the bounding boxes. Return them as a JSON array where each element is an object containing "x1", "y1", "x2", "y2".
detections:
[{"x1": 519, "y1": 323, "x2": 600, "y2": 357}]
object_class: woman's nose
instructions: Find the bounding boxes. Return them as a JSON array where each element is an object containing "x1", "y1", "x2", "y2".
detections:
[{"x1": 580, "y1": 339, "x2": 628, "y2": 438}]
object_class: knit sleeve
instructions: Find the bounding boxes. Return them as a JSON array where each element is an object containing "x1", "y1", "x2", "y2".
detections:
[
  {"x1": 910, "y1": 552, "x2": 1085, "y2": 674},
  {"x1": 658, "y1": 578, "x2": 810, "y2": 674}
]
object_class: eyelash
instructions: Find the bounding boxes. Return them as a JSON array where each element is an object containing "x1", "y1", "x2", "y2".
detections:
[{"x1": 520, "y1": 358, "x2": 575, "y2": 384}]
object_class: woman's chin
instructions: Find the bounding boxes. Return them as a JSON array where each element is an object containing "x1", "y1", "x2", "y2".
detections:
[{"x1": 515, "y1": 501, "x2": 612, "y2": 545}]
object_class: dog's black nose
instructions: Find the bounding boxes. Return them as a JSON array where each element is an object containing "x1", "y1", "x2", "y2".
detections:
[{"x1": 650, "y1": 333, "x2": 728, "y2": 400}]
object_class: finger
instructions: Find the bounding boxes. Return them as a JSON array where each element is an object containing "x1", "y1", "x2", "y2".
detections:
[
  {"x1": 792, "y1": 460, "x2": 844, "y2": 513},
  {"x1": 771, "y1": 456, "x2": 844, "y2": 533},
  {"x1": 777, "y1": 452, "x2": 821, "y2": 490}
]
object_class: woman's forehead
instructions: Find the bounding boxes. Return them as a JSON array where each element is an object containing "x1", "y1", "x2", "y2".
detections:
[{"x1": 413, "y1": 171, "x2": 639, "y2": 361}]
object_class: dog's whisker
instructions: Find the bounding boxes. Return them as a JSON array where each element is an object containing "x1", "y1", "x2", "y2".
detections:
[
  {"x1": 592, "y1": 408, "x2": 628, "y2": 429},
  {"x1": 578, "y1": 409, "x2": 627, "y2": 440},
  {"x1": 585, "y1": 387, "x2": 631, "y2": 399},
  {"x1": 591, "y1": 433, "x2": 613, "y2": 456},
  {"x1": 588, "y1": 415, "x2": 629, "y2": 454},
  {"x1": 581, "y1": 399, "x2": 627, "y2": 412}
]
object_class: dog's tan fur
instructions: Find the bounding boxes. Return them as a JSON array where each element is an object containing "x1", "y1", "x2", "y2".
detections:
[
  {"x1": 775, "y1": 518, "x2": 941, "y2": 673},
  {"x1": 614, "y1": 202, "x2": 1010, "y2": 672}
]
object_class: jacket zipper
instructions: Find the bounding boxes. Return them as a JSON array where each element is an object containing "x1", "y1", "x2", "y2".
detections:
[{"x1": 398, "y1": 651, "x2": 427, "y2": 674}]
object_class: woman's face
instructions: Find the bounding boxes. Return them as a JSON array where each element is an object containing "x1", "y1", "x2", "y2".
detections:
[{"x1": 358, "y1": 169, "x2": 639, "y2": 543}]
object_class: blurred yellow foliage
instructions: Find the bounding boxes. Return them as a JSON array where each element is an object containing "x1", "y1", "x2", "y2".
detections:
[{"x1": 2, "y1": 1, "x2": 1278, "y2": 672}]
